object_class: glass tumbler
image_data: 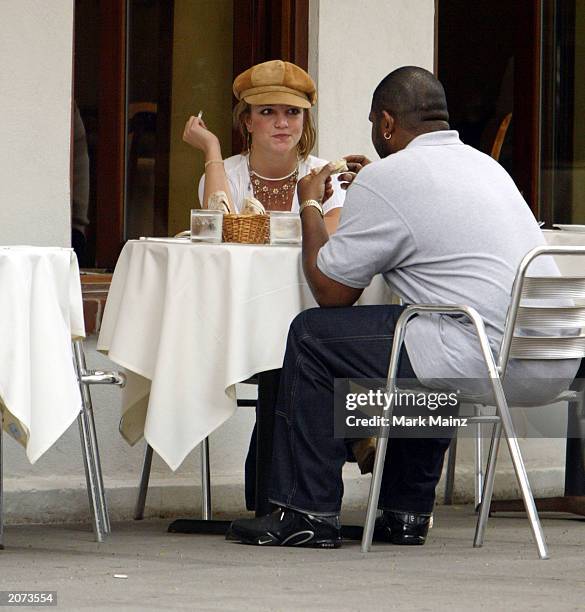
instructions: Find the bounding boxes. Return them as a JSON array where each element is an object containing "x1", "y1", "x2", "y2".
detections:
[
  {"x1": 269, "y1": 211, "x2": 301, "y2": 245},
  {"x1": 190, "y1": 209, "x2": 223, "y2": 243}
]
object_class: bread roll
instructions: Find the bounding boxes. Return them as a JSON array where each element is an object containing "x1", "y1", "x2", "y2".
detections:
[
  {"x1": 207, "y1": 191, "x2": 231, "y2": 214},
  {"x1": 329, "y1": 158, "x2": 349, "y2": 174},
  {"x1": 241, "y1": 196, "x2": 266, "y2": 215}
]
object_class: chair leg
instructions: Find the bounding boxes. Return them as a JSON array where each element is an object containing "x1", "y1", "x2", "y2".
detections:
[
  {"x1": 474, "y1": 405, "x2": 483, "y2": 510},
  {"x1": 362, "y1": 314, "x2": 410, "y2": 553},
  {"x1": 502, "y1": 423, "x2": 548, "y2": 558},
  {"x1": 459, "y1": 308, "x2": 549, "y2": 559},
  {"x1": 200, "y1": 437, "x2": 212, "y2": 520},
  {"x1": 474, "y1": 422, "x2": 501, "y2": 548},
  {"x1": 476, "y1": 377, "x2": 549, "y2": 560},
  {"x1": 444, "y1": 436, "x2": 457, "y2": 505},
  {"x1": 134, "y1": 444, "x2": 153, "y2": 520},
  {"x1": 73, "y1": 339, "x2": 110, "y2": 538},
  {"x1": 83, "y1": 394, "x2": 110, "y2": 534},
  {"x1": 0, "y1": 410, "x2": 4, "y2": 550},
  {"x1": 361, "y1": 432, "x2": 390, "y2": 552}
]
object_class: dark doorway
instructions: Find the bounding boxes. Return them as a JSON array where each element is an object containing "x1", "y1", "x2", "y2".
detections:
[{"x1": 437, "y1": 0, "x2": 541, "y2": 212}]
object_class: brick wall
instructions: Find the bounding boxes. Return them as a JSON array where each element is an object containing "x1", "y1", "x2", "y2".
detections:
[{"x1": 81, "y1": 273, "x2": 112, "y2": 335}]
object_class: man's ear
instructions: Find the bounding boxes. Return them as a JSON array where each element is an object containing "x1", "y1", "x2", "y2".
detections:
[{"x1": 381, "y1": 111, "x2": 395, "y2": 135}]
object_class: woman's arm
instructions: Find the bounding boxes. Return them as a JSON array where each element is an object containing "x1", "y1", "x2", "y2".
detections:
[
  {"x1": 183, "y1": 116, "x2": 235, "y2": 211},
  {"x1": 321, "y1": 173, "x2": 344, "y2": 234}
]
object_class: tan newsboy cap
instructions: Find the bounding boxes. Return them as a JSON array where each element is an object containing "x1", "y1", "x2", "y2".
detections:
[{"x1": 233, "y1": 60, "x2": 317, "y2": 108}]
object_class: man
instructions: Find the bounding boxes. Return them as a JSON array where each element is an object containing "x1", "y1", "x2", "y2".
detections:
[{"x1": 227, "y1": 66, "x2": 579, "y2": 548}]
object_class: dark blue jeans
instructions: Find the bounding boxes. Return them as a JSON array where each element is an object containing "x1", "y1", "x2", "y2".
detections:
[{"x1": 264, "y1": 305, "x2": 453, "y2": 515}]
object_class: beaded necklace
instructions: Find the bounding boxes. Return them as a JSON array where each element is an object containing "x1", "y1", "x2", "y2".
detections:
[{"x1": 248, "y1": 159, "x2": 299, "y2": 212}]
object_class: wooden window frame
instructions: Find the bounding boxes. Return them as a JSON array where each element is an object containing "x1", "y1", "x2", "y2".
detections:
[{"x1": 232, "y1": 0, "x2": 309, "y2": 153}]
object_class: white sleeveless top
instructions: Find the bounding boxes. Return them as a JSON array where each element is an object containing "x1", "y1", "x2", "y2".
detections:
[{"x1": 198, "y1": 153, "x2": 345, "y2": 214}]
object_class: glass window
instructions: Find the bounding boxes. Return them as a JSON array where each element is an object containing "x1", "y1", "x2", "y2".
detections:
[
  {"x1": 73, "y1": 0, "x2": 100, "y2": 267},
  {"x1": 541, "y1": 0, "x2": 585, "y2": 225},
  {"x1": 125, "y1": 0, "x2": 234, "y2": 240}
]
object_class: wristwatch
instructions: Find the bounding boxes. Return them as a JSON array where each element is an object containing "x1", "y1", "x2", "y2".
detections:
[{"x1": 299, "y1": 199, "x2": 324, "y2": 217}]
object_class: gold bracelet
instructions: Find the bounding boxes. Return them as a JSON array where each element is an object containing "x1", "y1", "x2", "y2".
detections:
[
  {"x1": 204, "y1": 159, "x2": 224, "y2": 169},
  {"x1": 299, "y1": 199, "x2": 324, "y2": 217}
]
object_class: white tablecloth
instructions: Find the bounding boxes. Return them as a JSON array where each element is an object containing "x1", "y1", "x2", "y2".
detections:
[
  {"x1": 0, "y1": 246, "x2": 85, "y2": 462},
  {"x1": 543, "y1": 229, "x2": 585, "y2": 275},
  {"x1": 97, "y1": 239, "x2": 393, "y2": 470}
]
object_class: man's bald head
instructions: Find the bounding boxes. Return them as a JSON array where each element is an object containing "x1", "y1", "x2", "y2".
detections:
[
  {"x1": 371, "y1": 66, "x2": 449, "y2": 132},
  {"x1": 368, "y1": 66, "x2": 450, "y2": 157}
]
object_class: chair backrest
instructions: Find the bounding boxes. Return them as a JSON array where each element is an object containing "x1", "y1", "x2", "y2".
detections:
[
  {"x1": 490, "y1": 112, "x2": 512, "y2": 162},
  {"x1": 498, "y1": 246, "x2": 585, "y2": 375}
]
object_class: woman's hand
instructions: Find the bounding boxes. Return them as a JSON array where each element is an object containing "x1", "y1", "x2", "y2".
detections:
[
  {"x1": 182, "y1": 116, "x2": 220, "y2": 156},
  {"x1": 298, "y1": 163, "x2": 334, "y2": 204},
  {"x1": 337, "y1": 154, "x2": 372, "y2": 190}
]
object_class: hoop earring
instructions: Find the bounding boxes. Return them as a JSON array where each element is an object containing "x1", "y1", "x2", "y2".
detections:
[
  {"x1": 245, "y1": 129, "x2": 252, "y2": 152},
  {"x1": 384, "y1": 131, "x2": 392, "y2": 140}
]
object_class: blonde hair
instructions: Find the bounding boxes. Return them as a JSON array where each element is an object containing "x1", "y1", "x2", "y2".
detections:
[{"x1": 232, "y1": 100, "x2": 316, "y2": 160}]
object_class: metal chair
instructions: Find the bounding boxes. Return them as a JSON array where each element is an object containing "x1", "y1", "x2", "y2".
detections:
[
  {"x1": 73, "y1": 339, "x2": 125, "y2": 542},
  {"x1": 362, "y1": 246, "x2": 585, "y2": 559},
  {"x1": 443, "y1": 387, "x2": 584, "y2": 510},
  {"x1": 0, "y1": 339, "x2": 124, "y2": 548}
]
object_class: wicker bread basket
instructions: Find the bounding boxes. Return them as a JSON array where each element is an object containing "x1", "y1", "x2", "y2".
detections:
[{"x1": 222, "y1": 214, "x2": 269, "y2": 244}]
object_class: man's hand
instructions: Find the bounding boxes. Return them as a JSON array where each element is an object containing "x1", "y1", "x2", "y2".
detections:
[
  {"x1": 338, "y1": 154, "x2": 372, "y2": 190},
  {"x1": 298, "y1": 163, "x2": 334, "y2": 203},
  {"x1": 299, "y1": 161, "x2": 363, "y2": 308},
  {"x1": 323, "y1": 176, "x2": 334, "y2": 203}
]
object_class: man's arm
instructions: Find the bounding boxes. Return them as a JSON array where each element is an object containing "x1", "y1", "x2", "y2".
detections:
[{"x1": 298, "y1": 167, "x2": 363, "y2": 307}]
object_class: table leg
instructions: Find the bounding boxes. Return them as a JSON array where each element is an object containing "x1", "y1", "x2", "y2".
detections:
[
  {"x1": 133, "y1": 444, "x2": 153, "y2": 520},
  {"x1": 200, "y1": 437, "x2": 212, "y2": 520}
]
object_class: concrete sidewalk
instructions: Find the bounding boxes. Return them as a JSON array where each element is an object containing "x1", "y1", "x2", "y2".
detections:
[{"x1": 1, "y1": 505, "x2": 585, "y2": 611}]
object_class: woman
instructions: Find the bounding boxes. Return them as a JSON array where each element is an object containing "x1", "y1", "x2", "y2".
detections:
[
  {"x1": 182, "y1": 59, "x2": 344, "y2": 233},
  {"x1": 182, "y1": 61, "x2": 369, "y2": 508}
]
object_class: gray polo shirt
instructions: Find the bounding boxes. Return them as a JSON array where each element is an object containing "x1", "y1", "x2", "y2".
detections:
[{"x1": 317, "y1": 131, "x2": 579, "y2": 396}]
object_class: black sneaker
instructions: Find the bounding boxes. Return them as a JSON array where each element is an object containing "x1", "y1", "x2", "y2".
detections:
[
  {"x1": 373, "y1": 510, "x2": 431, "y2": 545},
  {"x1": 227, "y1": 507, "x2": 342, "y2": 548}
]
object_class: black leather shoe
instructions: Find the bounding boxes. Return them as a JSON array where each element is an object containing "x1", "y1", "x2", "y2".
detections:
[
  {"x1": 227, "y1": 507, "x2": 342, "y2": 548},
  {"x1": 373, "y1": 510, "x2": 431, "y2": 545}
]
